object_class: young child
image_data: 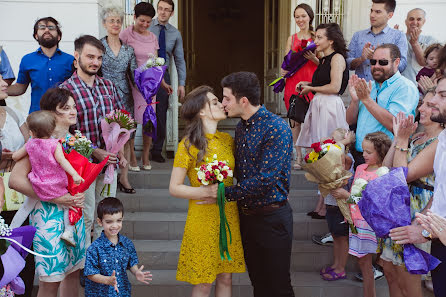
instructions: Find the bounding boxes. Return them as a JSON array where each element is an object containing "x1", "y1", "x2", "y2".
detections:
[
  {"x1": 331, "y1": 132, "x2": 391, "y2": 297},
  {"x1": 416, "y1": 43, "x2": 442, "y2": 82},
  {"x1": 12, "y1": 111, "x2": 84, "y2": 246},
  {"x1": 320, "y1": 128, "x2": 355, "y2": 281},
  {"x1": 84, "y1": 197, "x2": 152, "y2": 296}
]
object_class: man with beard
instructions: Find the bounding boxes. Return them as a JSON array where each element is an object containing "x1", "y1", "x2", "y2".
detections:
[
  {"x1": 60, "y1": 35, "x2": 123, "y2": 252},
  {"x1": 346, "y1": 43, "x2": 419, "y2": 165},
  {"x1": 7, "y1": 17, "x2": 73, "y2": 113}
]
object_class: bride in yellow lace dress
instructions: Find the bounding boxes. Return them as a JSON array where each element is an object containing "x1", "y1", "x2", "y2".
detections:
[{"x1": 169, "y1": 86, "x2": 245, "y2": 296}]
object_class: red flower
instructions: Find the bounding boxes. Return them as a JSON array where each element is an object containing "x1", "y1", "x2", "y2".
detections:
[
  {"x1": 323, "y1": 139, "x2": 336, "y2": 144},
  {"x1": 120, "y1": 109, "x2": 130, "y2": 115},
  {"x1": 304, "y1": 153, "x2": 310, "y2": 162},
  {"x1": 301, "y1": 39, "x2": 308, "y2": 48},
  {"x1": 311, "y1": 142, "x2": 322, "y2": 153}
]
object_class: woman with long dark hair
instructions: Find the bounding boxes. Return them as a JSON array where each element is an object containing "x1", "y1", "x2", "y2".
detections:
[
  {"x1": 282, "y1": 3, "x2": 318, "y2": 169},
  {"x1": 169, "y1": 86, "x2": 245, "y2": 297},
  {"x1": 296, "y1": 22, "x2": 349, "y2": 149}
]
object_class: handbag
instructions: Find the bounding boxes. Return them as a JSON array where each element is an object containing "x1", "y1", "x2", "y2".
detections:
[
  {"x1": 1, "y1": 171, "x2": 25, "y2": 211},
  {"x1": 287, "y1": 93, "x2": 310, "y2": 127}
]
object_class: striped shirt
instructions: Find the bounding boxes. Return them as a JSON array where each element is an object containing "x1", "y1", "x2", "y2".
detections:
[
  {"x1": 347, "y1": 25, "x2": 408, "y2": 82},
  {"x1": 60, "y1": 72, "x2": 123, "y2": 148}
]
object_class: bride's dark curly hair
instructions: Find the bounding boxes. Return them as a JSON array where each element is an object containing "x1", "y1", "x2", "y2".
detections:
[
  {"x1": 180, "y1": 85, "x2": 214, "y2": 164},
  {"x1": 316, "y1": 23, "x2": 348, "y2": 58}
]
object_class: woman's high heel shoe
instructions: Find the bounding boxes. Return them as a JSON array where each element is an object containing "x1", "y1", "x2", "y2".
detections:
[{"x1": 117, "y1": 180, "x2": 136, "y2": 194}]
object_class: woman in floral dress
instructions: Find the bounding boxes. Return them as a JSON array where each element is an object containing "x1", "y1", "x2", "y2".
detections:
[
  {"x1": 169, "y1": 86, "x2": 245, "y2": 297},
  {"x1": 10, "y1": 88, "x2": 86, "y2": 297},
  {"x1": 381, "y1": 98, "x2": 444, "y2": 297}
]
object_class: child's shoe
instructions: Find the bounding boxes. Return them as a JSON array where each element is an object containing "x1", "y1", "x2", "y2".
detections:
[{"x1": 61, "y1": 231, "x2": 76, "y2": 247}]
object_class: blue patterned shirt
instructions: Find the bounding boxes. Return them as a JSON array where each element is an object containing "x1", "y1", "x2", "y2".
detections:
[
  {"x1": 225, "y1": 106, "x2": 293, "y2": 209},
  {"x1": 347, "y1": 26, "x2": 408, "y2": 82},
  {"x1": 17, "y1": 47, "x2": 74, "y2": 113},
  {"x1": 84, "y1": 232, "x2": 139, "y2": 297}
]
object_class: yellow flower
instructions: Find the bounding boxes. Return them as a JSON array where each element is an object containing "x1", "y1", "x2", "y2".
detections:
[{"x1": 309, "y1": 151, "x2": 319, "y2": 161}]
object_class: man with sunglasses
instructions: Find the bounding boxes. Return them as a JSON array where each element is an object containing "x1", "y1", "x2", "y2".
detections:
[
  {"x1": 7, "y1": 17, "x2": 74, "y2": 114},
  {"x1": 347, "y1": 44, "x2": 419, "y2": 166},
  {"x1": 347, "y1": 0, "x2": 407, "y2": 82}
]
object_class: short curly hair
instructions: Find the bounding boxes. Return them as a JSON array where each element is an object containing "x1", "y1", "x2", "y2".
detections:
[{"x1": 363, "y1": 131, "x2": 392, "y2": 162}]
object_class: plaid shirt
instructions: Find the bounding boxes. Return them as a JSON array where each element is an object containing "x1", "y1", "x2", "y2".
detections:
[{"x1": 60, "y1": 72, "x2": 123, "y2": 148}]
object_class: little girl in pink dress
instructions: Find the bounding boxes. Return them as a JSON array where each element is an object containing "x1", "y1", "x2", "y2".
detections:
[{"x1": 13, "y1": 111, "x2": 83, "y2": 246}]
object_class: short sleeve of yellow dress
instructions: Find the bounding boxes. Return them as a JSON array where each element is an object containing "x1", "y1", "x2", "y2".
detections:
[{"x1": 173, "y1": 131, "x2": 245, "y2": 284}]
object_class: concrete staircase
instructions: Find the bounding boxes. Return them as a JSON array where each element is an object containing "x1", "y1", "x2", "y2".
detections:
[{"x1": 117, "y1": 161, "x2": 400, "y2": 297}]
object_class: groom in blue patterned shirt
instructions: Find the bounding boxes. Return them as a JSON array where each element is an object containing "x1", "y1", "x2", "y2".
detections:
[{"x1": 220, "y1": 71, "x2": 294, "y2": 297}]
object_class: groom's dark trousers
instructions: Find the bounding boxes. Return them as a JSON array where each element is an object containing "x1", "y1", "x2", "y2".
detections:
[{"x1": 239, "y1": 201, "x2": 295, "y2": 297}]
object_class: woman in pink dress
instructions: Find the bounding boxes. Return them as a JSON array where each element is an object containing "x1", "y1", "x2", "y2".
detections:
[
  {"x1": 282, "y1": 3, "x2": 318, "y2": 169},
  {"x1": 120, "y1": 2, "x2": 172, "y2": 170}
]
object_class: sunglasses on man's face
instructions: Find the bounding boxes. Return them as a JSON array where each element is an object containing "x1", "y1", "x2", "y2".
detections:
[{"x1": 370, "y1": 59, "x2": 390, "y2": 66}]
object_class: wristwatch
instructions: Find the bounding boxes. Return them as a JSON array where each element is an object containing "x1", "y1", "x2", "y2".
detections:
[{"x1": 422, "y1": 229, "x2": 432, "y2": 241}]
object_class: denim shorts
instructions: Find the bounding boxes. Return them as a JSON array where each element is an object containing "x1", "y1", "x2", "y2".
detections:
[{"x1": 325, "y1": 205, "x2": 349, "y2": 237}]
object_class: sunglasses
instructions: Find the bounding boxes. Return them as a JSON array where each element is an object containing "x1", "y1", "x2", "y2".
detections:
[{"x1": 370, "y1": 59, "x2": 391, "y2": 66}]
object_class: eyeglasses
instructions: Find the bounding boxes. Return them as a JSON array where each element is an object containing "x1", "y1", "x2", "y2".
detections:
[
  {"x1": 37, "y1": 24, "x2": 57, "y2": 31},
  {"x1": 106, "y1": 19, "x2": 122, "y2": 25},
  {"x1": 370, "y1": 59, "x2": 390, "y2": 66}
]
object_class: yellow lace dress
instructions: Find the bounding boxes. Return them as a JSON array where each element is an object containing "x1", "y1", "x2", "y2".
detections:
[{"x1": 173, "y1": 131, "x2": 245, "y2": 284}]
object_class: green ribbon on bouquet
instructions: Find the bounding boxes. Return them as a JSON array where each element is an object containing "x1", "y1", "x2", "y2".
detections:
[{"x1": 217, "y1": 182, "x2": 232, "y2": 261}]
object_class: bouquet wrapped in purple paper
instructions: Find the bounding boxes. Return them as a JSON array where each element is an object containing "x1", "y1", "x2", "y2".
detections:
[
  {"x1": 269, "y1": 41, "x2": 317, "y2": 93},
  {"x1": 358, "y1": 167, "x2": 440, "y2": 274},
  {"x1": 134, "y1": 54, "x2": 167, "y2": 138}
]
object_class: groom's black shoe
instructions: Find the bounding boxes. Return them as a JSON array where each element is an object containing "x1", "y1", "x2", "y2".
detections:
[{"x1": 150, "y1": 153, "x2": 166, "y2": 163}]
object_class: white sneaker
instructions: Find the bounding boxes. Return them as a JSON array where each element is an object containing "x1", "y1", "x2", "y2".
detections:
[
  {"x1": 312, "y1": 233, "x2": 333, "y2": 246},
  {"x1": 61, "y1": 231, "x2": 76, "y2": 247},
  {"x1": 355, "y1": 266, "x2": 384, "y2": 281}
]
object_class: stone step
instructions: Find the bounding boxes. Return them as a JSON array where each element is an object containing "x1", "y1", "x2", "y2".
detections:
[
  {"x1": 127, "y1": 169, "x2": 318, "y2": 190},
  {"x1": 133, "y1": 239, "x2": 359, "y2": 272},
  {"x1": 121, "y1": 212, "x2": 328, "y2": 241},
  {"x1": 117, "y1": 189, "x2": 319, "y2": 213},
  {"x1": 126, "y1": 270, "x2": 394, "y2": 297}
]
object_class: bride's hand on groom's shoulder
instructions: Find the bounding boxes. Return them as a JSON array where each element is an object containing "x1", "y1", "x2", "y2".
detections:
[{"x1": 196, "y1": 184, "x2": 218, "y2": 205}]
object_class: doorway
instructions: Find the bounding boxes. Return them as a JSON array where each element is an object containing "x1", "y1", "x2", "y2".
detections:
[{"x1": 179, "y1": 0, "x2": 265, "y2": 100}]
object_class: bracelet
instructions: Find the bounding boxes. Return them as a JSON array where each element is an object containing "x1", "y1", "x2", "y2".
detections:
[{"x1": 395, "y1": 145, "x2": 409, "y2": 152}]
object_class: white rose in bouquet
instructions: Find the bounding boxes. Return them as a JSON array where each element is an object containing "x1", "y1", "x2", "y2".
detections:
[
  {"x1": 155, "y1": 57, "x2": 165, "y2": 66},
  {"x1": 350, "y1": 184, "x2": 363, "y2": 197},
  {"x1": 354, "y1": 178, "x2": 368, "y2": 189},
  {"x1": 376, "y1": 166, "x2": 390, "y2": 177},
  {"x1": 145, "y1": 58, "x2": 154, "y2": 67}
]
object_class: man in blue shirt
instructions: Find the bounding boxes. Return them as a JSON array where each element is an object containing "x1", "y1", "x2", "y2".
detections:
[
  {"x1": 149, "y1": 0, "x2": 186, "y2": 163},
  {"x1": 347, "y1": 0, "x2": 407, "y2": 82},
  {"x1": 346, "y1": 44, "x2": 419, "y2": 164},
  {"x1": 220, "y1": 72, "x2": 294, "y2": 297},
  {"x1": 7, "y1": 17, "x2": 73, "y2": 113}
]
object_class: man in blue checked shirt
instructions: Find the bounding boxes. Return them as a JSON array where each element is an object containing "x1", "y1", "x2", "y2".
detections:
[
  {"x1": 347, "y1": 0, "x2": 407, "y2": 82},
  {"x1": 7, "y1": 17, "x2": 73, "y2": 113},
  {"x1": 220, "y1": 72, "x2": 294, "y2": 297}
]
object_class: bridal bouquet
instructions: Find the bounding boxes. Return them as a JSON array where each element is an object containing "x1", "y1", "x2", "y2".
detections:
[
  {"x1": 134, "y1": 53, "x2": 167, "y2": 138},
  {"x1": 196, "y1": 154, "x2": 233, "y2": 261},
  {"x1": 269, "y1": 40, "x2": 317, "y2": 93},
  {"x1": 101, "y1": 109, "x2": 136, "y2": 195}
]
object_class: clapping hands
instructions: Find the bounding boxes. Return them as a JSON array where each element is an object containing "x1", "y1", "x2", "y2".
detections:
[
  {"x1": 349, "y1": 75, "x2": 372, "y2": 103},
  {"x1": 416, "y1": 210, "x2": 446, "y2": 245},
  {"x1": 134, "y1": 265, "x2": 153, "y2": 284},
  {"x1": 393, "y1": 112, "x2": 418, "y2": 140}
]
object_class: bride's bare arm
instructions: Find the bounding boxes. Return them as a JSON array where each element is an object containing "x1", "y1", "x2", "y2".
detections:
[
  {"x1": 9, "y1": 157, "x2": 84, "y2": 208},
  {"x1": 169, "y1": 167, "x2": 218, "y2": 201}
]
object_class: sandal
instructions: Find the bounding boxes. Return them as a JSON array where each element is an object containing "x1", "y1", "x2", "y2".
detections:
[
  {"x1": 292, "y1": 162, "x2": 302, "y2": 170},
  {"x1": 321, "y1": 270, "x2": 347, "y2": 281},
  {"x1": 320, "y1": 266, "x2": 334, "y2": 275}
]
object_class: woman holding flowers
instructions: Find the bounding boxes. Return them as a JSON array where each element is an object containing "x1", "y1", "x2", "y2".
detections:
[
  {"x1": 381, "y1": 98, "x2": 444, "y2": 297},
  {"x1": 282, "y1": 3, "x2": 318, "y2": 169},
  {"x1": 169, "y1": 86, "x2": 244, "y2": 297},
  {"x1": 100, "y1": 6, "x2": 138, "y2": 193},
  {"x1": 10, "y1": 88, "x2": 86, "y2": 297},
  {"x1": 296, "y1": 22, "x2": 349, "y2": 151},
  {"x1": 120, "y1": 2, "x2": 172, "y2": 170}
]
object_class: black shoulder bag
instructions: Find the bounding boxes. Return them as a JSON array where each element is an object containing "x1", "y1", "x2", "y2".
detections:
[{"x1": 287, "y1": 93, "x2": 310, "y2": 127}]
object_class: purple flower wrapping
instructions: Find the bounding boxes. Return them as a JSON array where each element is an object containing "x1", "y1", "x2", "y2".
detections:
[
  {"x1": 358, "y1": 167, "x2": 440, "y2": 274},
  {"x1": 271, "y1": 42, "x2": 317, "y2": 93},
  {"x1": 134, "y1": 65, "x2": 167, "y2": 138}
]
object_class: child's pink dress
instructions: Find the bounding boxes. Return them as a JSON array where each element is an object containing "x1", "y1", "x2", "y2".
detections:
[
  {"x1": 348, "y1": 163, "x2": 379, "y2": 258},
  {"x1": 26, "y1": 138, "x2": 68, "y2": 200}
]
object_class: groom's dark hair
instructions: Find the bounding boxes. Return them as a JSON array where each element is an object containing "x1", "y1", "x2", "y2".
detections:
[{"x1": 221, "y1": 71, "x2": 261, "y2": 106}]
